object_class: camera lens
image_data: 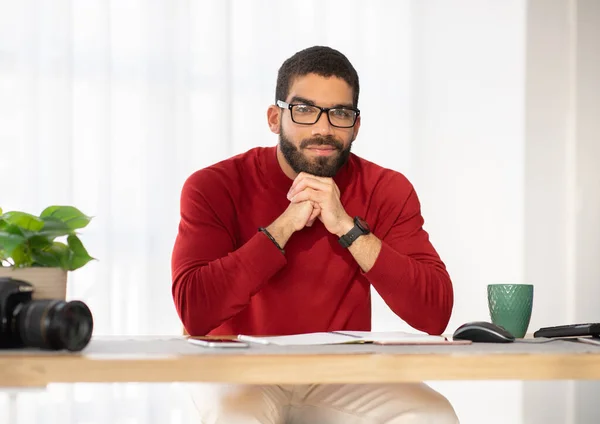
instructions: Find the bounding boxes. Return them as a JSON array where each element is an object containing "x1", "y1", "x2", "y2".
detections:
[{"x1": 17, "y1": 299, "x2": 94, "y2": 351}]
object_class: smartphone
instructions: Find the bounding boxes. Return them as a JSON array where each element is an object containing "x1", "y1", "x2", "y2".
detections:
[{"x1": 187, "y1": 337, "x2": 249, "y2": 348}]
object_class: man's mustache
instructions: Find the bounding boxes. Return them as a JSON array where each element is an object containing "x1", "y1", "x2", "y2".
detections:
[{"x1": 300, "y1": 136, "x2": 343, "y2": 150}]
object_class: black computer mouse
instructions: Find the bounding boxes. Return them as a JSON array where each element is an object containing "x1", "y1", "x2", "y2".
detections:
[{"x1": 452, "y1": 321, "x2": 515, "y2": 343}]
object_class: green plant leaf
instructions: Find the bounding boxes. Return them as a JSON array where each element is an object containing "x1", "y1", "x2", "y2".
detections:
[
  {"x1": 0, "y1": 230, "x2": 26, "y2": 257},
  {"x1": 0, "y1": 248, "x2": 10, "y2": 266},
  {"x1": 40, "y1": 206, "x2": 91, "y2": 230},
  {"x1": 1, "y1": 212, "x2": 44, "y2": 232},
  {"x1": 31, "y1": 241, "x2": 71, "y2": 269},
  {"x1": 39, "y1": 216, "x2": 75, "y2": 239},
  {"x1": 2, "y1": 224, "x2": 24, "y2": 237},
  {"x1": 11, "y1": 244, "x2": 32, "y2": 267},
  {"x1": 28, "y1": 235, "x2": 52, "y2": 250},
  {"x1": 0, "y1": 207, "x2": 3, "y2": 215},
  {"x1": 67, "y1": 234, "x2": 95, "y2": 271}
]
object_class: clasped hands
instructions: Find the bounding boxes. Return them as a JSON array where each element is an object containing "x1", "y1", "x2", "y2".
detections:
[{"x1": 285, "y1": 172, "x2": 354, "y2": 237}]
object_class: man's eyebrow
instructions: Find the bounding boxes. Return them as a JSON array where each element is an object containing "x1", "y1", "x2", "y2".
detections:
[
  {"x1": 333, "y1": 102, "x2": 355, "y2": 109},
  {"x1": 289, "y1": 96, "x2": 316, "y2": 106},
  {"x1": 289, "y1": 96, "x2": 354, "y2": 109}
]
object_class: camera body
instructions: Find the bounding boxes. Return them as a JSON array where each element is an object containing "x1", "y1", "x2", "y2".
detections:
[
  {"x1": 0, "y1": 277, "x2": 94, "y2": 351},
  {"x1": 0, "y1": 277, "x2": 35, "y2": 348}
]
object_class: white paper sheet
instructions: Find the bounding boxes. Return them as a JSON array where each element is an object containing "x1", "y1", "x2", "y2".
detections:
[{"x1": 237, "y1": 331, "x2": 446, "y2": 346}]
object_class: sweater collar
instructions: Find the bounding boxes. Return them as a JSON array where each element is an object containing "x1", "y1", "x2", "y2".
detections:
[{"x1": 262, "y1": 145, "x2": 354, "y2": 195}]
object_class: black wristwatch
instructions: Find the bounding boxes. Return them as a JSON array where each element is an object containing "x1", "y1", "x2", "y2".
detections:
[{"x1": 338, "y1": 216, "x2": 371, "y2": 248}]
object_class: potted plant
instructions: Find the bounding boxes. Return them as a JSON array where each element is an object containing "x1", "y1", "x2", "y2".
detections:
[{"x1": 0, "y1": 206, "x2": 95, "y2": 300}]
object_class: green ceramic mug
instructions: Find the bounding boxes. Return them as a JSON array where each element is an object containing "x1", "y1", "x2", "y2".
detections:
[{"x1": 487, "y1": 283, "x2": 534, "y2": 338}]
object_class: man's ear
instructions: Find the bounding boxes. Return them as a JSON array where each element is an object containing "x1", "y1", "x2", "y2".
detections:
[{"x1": 267, "y1": 105, "x2": 281, "y2": 134}]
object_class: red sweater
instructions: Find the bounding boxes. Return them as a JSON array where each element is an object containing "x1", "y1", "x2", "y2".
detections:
[{"x1": 171, "y1": 146, "x2": 453, "y2": 336}]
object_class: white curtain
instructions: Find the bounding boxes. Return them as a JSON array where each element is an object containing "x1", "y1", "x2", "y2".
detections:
[{"x1": 0, "y1": 1, "x2": 412, "y2": 422}]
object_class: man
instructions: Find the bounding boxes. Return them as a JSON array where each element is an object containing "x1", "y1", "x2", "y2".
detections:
[{"x1": 172, "y1": 46, "x2": 458, "y2": 423}]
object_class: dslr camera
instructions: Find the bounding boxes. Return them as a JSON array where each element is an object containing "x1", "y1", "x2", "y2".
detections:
[{"x1": 0, "y1": 277, "x2": 94, "y2": 351}]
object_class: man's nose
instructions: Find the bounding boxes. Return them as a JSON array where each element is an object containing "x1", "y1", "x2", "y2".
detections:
[{"x1": 311, "y1": 111, "x2": 334, "y2": 136}]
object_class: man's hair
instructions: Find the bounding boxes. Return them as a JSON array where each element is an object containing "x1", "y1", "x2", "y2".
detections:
[{"x1": 275, "y1": 46, "x2": 360, "y2": 107}]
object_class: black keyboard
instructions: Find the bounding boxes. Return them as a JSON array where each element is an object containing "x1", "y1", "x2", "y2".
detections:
[{"x1": 533, "y1": 323, "x2": 600, "y2": 338}]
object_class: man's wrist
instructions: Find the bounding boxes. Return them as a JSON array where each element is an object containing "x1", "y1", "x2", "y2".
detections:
[
  {"x1": 335, "y1": 216, "x2": 355, "y2": 238},
  {"x1": 258, "y1": 227, "x2": 285, "y2": 255},
  {"x1": 266, "y1": 218, "x2": 296, "y2": 249}
]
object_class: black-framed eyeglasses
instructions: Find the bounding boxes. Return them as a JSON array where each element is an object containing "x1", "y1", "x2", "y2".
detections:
[{"x1": 276, "y1": 100, "x2": 360, "y2": 128}]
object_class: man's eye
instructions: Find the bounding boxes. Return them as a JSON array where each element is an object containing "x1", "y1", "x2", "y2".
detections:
[
  {"x1": 295, "y1": 105, "x2": 314, "y2": 114},
  {"x1": 332, "y1": 109, "x2": 352, "y2": 118}
]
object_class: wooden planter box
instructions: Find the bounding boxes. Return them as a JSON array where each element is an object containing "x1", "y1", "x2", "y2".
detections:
[{"x1": 0, "y1": 267, "x2": 67, "y2": 300}]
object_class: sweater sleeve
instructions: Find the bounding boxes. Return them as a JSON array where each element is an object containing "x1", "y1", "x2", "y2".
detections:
[
  {"x1": 171, "y1": 170, "x2": 287, "y2": 335},
  {"x1": 363, "y1": 178, "x2": 453, "y2": 336}
]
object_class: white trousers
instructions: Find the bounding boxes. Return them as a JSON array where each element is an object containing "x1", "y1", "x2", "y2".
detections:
[{"x1": 186, "y1": 383, "x2": 459, "y2": 424}]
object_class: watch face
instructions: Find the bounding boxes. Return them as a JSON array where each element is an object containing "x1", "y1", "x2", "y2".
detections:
[{"x1": 355, "y1": 217, "x2": 370, "y2": 233}]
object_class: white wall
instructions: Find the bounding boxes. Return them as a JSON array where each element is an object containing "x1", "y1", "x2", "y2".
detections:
[
  {"x1": 572, "y1": 2, "x2": 600, "y2": 423},
  {"x1": 376, "y1": 1, "x2": 526, "y2": 423},
  {"x1": 522, "y1": 0, "x2": 574, "y2": 422},
  {"x1": 523, "y1": 1, "x2": 600, "y2": 423},
  {"x1": 366, "y1": 1, "x2": 600, "y2": 423}
]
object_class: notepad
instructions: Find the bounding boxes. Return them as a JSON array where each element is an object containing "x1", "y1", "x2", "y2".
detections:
[{"x1": 237, "y1": 331, "x2": 449, "y2": 346}]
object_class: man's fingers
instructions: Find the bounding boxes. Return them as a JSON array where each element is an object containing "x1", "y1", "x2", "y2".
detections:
[
  {"x1": 295, "y1": 172, "x2": 330, "y2": 183},
  {"x1": 290, "y1": 188, "x2": 321, "y2": 204},
  {"x1": 289, "y1": 178, "x2": 329, "y2": 199},
  {"x1": 307, "y1": 203, "x2": 321, "y2": 225},
  {"x1": 288, "y1": 175, "x2": 332, "y2": 199}
]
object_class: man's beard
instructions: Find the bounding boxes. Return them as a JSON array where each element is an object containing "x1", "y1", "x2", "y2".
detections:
[{"x1": 279, "y1": 130, "x2": 352, "y2": 178}]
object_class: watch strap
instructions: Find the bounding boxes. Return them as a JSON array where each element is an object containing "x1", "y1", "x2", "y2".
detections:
[{"x1": 338, "y1": 217, "x2": 369, "y2": 248}]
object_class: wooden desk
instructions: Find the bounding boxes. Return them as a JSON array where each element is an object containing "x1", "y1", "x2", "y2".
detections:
[{"x1": 1, "y1": 336, "x2": 600, "y2": 387}]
